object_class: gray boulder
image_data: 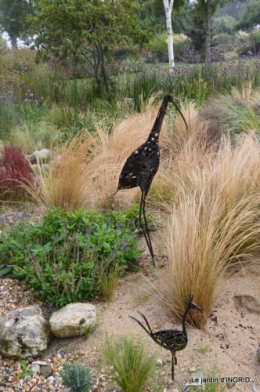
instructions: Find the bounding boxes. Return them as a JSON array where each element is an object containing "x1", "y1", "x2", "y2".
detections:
[
  {"x1": 28, "y1": 149, "x2": 51, "y2": 164},
  {"x1": 0, "y1": 305, "x2": 51, "y2": 359},
  {"x1": 49, "y1": 303, "x2": 96, "y2": 338}
]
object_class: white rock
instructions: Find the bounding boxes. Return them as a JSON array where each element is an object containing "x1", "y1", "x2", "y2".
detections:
[
  {"x1": 49, "y1": 303, "x2": 96, "y2": 338},
  {"x1": 156, "y1": 357, "x2": 163, "y2": 366},
  {"x1": 31, "y1": 361, "x2": 48, "y2": 366},
  {"x1": 29, "y1": 364, "x2": 40, "y2": 373},
  {"x1": 0, "y1": 305, "x2": 51, "y2": 359}
]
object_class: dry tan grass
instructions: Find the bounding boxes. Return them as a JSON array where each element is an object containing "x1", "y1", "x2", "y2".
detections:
[
  {"x1": 149, "y1": 101, "x2": 213, "y2": 212},
  {"x1": 155, "y1": 133, "x2": 260, "y2": 327}
]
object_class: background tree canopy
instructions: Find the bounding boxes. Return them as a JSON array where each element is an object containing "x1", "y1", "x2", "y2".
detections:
[
  {"x1": 0, "y1": 0, "x2": 34, "y2": 48},
  {"x1": 24, "y1": 0, "x2": 152, "y2": 95}
]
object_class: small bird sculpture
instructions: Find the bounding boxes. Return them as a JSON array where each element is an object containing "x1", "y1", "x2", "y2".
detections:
[
  {"x1": 113, "y1": 93, "x2": 188, "y2": 265},
  {"x1": 129, "y1": 296, "x2": 202, "y2": 380}
]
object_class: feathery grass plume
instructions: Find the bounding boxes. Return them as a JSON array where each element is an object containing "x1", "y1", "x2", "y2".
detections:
[
  {"x1": 102, "y1": 334, "x2": 157, "y2": 392},
  {"x1": 200, "y1": 86, "x2": 260, "y2": 138},
  {"x1": 24, "y1": 132, "x2": 95, "y2": 209},
  {"x1": 156, "y1": 134, "x2": 260, "y2": 327},
  {"x1": 159, "y1": 191, "x2": 260, "y2": 328},
  {"x1": 149, "y1": 101, "x2": 214, "y2": 213},
  {"x1": 96, "y1": 258, "x2": 125, "y2": 301}
]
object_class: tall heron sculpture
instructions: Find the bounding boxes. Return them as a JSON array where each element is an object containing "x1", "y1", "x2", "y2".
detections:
[
  {"x1": 113, "y1": 93, "x2": 188, "y2": 265},
  {"x1": 129, "y1": 296, "x2": 202, "y2": 380}
]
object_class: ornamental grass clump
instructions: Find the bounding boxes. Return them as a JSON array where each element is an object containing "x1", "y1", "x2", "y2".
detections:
[
  {"x1": 200, "y1": 85, "x2": 260, "y2": 137},
  {"x1": 102, "y1": 334, "x2": 157, "y2": 392},
  {"x1": 156, "y1": 133, "x2": 260, "y2": 327}
]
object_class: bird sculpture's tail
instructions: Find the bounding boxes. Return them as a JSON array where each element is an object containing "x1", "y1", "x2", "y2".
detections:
[{"x1": 128, "y1": 311, "x2": 154, "y2": 337}]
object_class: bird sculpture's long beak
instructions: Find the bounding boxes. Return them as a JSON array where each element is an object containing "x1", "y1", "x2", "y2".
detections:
[
  {"x1": 193, "y1": 303, "x2": 202, "y2": 312},
  {"x1": 172, "y1": 101, "x2": 188, "y2": 129}
]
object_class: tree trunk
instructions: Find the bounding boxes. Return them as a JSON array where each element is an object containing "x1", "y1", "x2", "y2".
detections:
[
  {"x1": 10, "y1": 36, "x2": 18, "y2": 49},
  {"x1": 163, "y1": 0, "x2": 174, "y2": 72},
  {"x1": 205, "y1": 0, "x2": 211, "y2": 61}
]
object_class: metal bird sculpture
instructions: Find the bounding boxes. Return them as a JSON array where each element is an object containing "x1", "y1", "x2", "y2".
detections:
[
  {"x1": 129, "y1": 296, "x2": 202, "y2": 380},
  {"x1": 113, "y1": 93, "x2": 188, "y2": 265}
]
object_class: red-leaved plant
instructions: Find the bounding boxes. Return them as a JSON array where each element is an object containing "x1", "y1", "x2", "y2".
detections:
[{"x1": 0, "y1": 145, "x2": 32, "y2": 201}]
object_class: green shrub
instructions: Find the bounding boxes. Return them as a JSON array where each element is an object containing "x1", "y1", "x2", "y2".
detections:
[
  {"x1": 148, "y1": 33, "x2": 190, "y2": 62},
  {"x1": 0, "y1": 101, "x2": 19, "y2": 138},
  {"x1": 102, "y1": 334, "x2": 157, "y2": 392},
  {"x1": 148, "y1": 33, "x2": 168, "y2": 62},
  {"x1": 61, "y1": 363, "x2": 91, "y2": 392},
  {"x1": 0, "y1": 206, "x2": 141, "y2": 307},
  {"x1": 212, "y1": 33, "x2": 235, "y2": 46},
  {"x1": 249, "y1": 29, "x2": 260, "y2": 53}
]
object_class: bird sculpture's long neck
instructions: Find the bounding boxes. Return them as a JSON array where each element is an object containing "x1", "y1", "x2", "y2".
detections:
[
  {"x1": 182, "y1": 305, "x2": 190, "y2": 340},
  {"x1": 146, "y1": 98, "x2": 169, "y2": 145}
]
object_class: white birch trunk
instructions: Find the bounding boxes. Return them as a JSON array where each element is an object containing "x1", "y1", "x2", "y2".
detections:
[{"x1": 163, "y1": 0, "x2": 174, "y2": 72}]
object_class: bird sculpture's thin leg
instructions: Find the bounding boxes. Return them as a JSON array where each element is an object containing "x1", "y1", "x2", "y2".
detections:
[
  {"x1": 171, "y1": 352, "x2": 176, "y2": 380},
  {"x1": 139, "y1": 191, "x2": 155, "y2": 266}
]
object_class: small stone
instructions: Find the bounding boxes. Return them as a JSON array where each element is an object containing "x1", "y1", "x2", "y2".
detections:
[
  {"x1": 29, "y1": 363, "x2": 40, "y2": 373},
  {"x1": 156, "y1": 357, "x2": 163, "y2": 366},
  {"x1": 40, "y1": 365, "x2": 53, "y2": 378},
  {"x1": 57, "y1": 348, "x2": 67, "y2": 357},
  {"x1": 32, "y1": 361, "x2": 48, "y2": 366},
  {"x1": 227, "y1": 381, "x2": 235, "y2": 388},
  {"x1": 189, "y1": 367, "x2": 196, "y2": 372}
]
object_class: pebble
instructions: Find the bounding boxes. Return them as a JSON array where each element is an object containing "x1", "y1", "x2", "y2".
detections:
[
  {"x1": 40, "y1": 365, "x2": 53, "y2": 378},
  {"x1": 29, "y1": 363, "x2": 40, "y2": 373},
  {"x1": 227, "y1": 381, "x2": 235, "y2": 388},
  {"x1": 156, "y1": 357, "x2": 163, "y2": 366}
]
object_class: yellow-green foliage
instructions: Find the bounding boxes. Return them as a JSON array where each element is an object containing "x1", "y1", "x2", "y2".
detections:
[
  {"x1": 101, "y1": 334, "x2": 157, "y2": 392},
  {"x1": 200, "y1": 86, "x2": 260, "y2": 136},
  {"x1": 10, "y1": 121, "x2": 60, "y2": 153}
]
